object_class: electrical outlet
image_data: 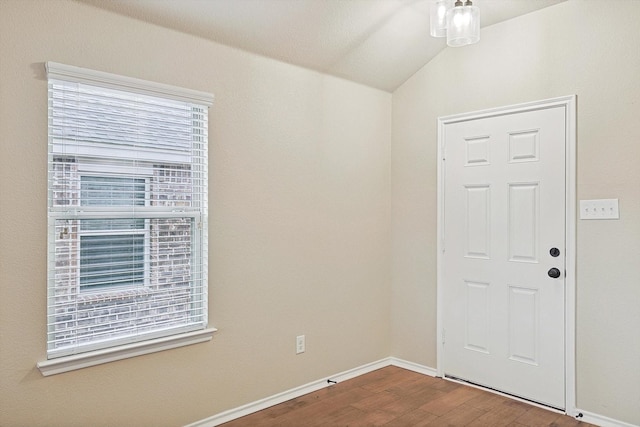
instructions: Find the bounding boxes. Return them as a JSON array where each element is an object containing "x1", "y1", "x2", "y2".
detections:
[
  {"x1": 580, "y1": 199, "x2": 619, "y2": 220},
  {"x1": 296, "y1": 335, "x2": 305, "y2": 354}
]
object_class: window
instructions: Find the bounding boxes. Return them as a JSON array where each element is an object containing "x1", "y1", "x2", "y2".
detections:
[
  {"x1": 45, "y1": 62, "x2": 213, "y2": 361},
  {"x1": 79, "y1": 176, "x2": 148, "y2": 291}
]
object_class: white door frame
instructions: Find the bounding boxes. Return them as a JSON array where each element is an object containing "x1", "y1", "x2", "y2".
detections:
[{"x1": 436, "y1": 95, "x2": 577, "y2": 415}]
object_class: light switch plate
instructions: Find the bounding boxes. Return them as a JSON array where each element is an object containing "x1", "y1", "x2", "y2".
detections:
[{"x1": 579, "y1": 199, "x2": 619, "y2": 220}]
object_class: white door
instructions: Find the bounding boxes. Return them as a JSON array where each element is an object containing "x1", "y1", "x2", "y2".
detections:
[{"x1": 441, "y1": 104, "x2": 567, "y2": 409}]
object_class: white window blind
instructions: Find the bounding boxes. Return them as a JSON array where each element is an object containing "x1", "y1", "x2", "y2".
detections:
[{"x1": 46, "y1": 62, "x2": 212, "y2": 359}]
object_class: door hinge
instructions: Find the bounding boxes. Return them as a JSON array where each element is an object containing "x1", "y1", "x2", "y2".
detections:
[{"x1": 442, "y1": 328, "x2": 446, "y2": 345}]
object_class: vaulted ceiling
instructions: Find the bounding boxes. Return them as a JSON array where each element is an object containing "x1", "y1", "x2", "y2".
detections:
[{"x1": 75, "y1": 0, "x2": 566, "y2": 92}]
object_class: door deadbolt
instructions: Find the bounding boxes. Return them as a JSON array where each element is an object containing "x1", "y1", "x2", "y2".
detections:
[
  {"x1": 548, "y1": 268, "x2": 561, "y2": 279},
  {"x1": 550, "y1": 247, "x2": 560, "y2": 257}
]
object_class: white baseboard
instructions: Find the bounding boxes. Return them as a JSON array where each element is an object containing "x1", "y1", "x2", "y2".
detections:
[
  {"x1": 389, "y1": 357, "x2": 438, "y2": 377},
  {"x1": 185, "y1": 358, "x2": 399, "y2": 427},
  {"x1": 574, "y1": 409, "x2": 639, "y2": 427}
]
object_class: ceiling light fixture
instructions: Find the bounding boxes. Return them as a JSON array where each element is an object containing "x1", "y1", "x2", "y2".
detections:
[
  {"x1": 429, "y1": 0, "x2": 480, "y2": 47},
  {"x1": 429, "y1": 0, "x2": 452, "y2": 38}
]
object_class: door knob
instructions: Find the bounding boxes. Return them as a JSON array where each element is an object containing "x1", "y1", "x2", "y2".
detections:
[{"x1": 548, "y1": 268, "x2": 561, "y2": 279}]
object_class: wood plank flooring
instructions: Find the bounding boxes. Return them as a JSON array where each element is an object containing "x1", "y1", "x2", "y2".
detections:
[{"x1": 220, "y1": 366, "x2": 596, "y2": 427}]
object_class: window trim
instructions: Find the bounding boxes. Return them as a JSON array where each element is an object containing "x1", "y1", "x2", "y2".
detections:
[
  {"x1": 37, "y1": 327, "x2": 217, "y2": 376},
  {"x1": 45, "y1": 62, "x2": 214, "y2": 106},
  {"x1": 41, "y1": 62, "x2": 214, "y2": 373}
]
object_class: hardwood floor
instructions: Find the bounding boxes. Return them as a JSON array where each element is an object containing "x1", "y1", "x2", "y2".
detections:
[{"x1": 220, "y1": 366, "x2": 596, "y2": 427}]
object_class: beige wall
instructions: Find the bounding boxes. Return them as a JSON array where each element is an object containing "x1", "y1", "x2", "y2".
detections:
[
  {"x1": 391, "y1": 0, "x2": 640, "y2": 425},
  {"x1": 2, "y1": 0, "x2": 639, "y2": 426},
  {"x1": 0, "y1": 1, "x2": 391, "y2": 426}
]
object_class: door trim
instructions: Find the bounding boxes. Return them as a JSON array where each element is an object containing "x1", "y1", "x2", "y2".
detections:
[{"x1": 436, "y1": 95, "x2": 577, "y2": 415}]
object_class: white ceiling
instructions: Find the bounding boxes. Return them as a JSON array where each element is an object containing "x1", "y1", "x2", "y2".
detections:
[{"x1": 75, "y1": 0, "x2": 566, "y2": 92}]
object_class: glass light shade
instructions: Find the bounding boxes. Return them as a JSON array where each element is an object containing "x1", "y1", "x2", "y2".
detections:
[
  {"x1": 430, "y1": 0, "x2": 453, "y2": 37},
  {"x1": 446, "y1": 3, "x2": 480, "y2": 47}
]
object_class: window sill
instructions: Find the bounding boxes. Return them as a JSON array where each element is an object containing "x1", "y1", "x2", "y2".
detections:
[{"x1": 37, "y1": 327, "x2": 217, "y2": 376}]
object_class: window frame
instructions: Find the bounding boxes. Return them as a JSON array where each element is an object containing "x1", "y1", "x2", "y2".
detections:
[{"x1": 38, "y1": 62, "x2": 216, "y2": 376}]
